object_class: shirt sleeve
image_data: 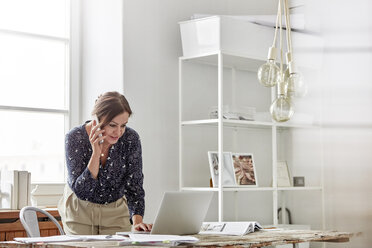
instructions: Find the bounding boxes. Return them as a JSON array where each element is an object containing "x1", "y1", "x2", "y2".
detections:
[
  {"x1": 123, "y1": 131, "x2": 145, "y2": 218},
  {"x1": 65, "y1": 131, "x2": 99, "y2": 199}
]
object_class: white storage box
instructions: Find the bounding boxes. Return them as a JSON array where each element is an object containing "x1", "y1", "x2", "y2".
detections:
[
  {"x1": 179, "y1": 16, "x2": 323, "y2": 68},
  {"x1": 179, "y1": 16, "x2": 273, "y2": 60}
]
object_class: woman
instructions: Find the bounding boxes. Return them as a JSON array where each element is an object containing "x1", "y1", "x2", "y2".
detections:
[{"x1": 58, "y1": 91, "x2": 152, "y2": 235}]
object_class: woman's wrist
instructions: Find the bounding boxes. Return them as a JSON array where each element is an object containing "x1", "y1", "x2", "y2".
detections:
[
  {"x1": 132, "y1": 214, "x2": 143, "y2": 225},
  {"x1": 91, "y1": 151, "x2": 101, "y2": 160}
]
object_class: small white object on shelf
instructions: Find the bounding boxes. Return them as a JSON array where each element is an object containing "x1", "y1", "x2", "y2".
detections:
[
  {"x1": 207, "y1": 151, "x2": 236, "y2": 187},
  {"x1": 277, "y1": 161, "x2": 291, "y2": 187},
  {"x1": 209, "y1": 105, "x2": 256, "y2": 120}
]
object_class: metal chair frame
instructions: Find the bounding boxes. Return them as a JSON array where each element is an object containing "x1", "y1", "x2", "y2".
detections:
[{"x1": 19, "y1": 206, "x2": 65, "y2": 237}]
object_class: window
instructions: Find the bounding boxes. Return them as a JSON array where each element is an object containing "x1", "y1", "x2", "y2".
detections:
[{"x1": 0, "y1": 0, "x2": 70, "y2": 183}]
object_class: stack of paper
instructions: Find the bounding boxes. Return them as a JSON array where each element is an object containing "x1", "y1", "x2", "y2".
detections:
[
  {"x1": 14, "y1": 234, "x2": 198, "y2": 246},
  {"x1": 119, "y1": 234, "x2": 199, "y2": 246},
  {"x1": 14, "y1": 235, "x2": 82, "y2": 244},
  {"x1": 14, "y1": 235, "x2": 128, "y2": 244}
]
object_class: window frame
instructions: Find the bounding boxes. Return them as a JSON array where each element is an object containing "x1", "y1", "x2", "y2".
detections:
[{"x1": 0, "y1": 0, "x2": 80, "y2": 188}]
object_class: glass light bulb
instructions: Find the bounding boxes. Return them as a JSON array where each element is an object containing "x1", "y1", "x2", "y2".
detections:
[
  {"x1": 270, "y1": 94, "x2": 294, "y2": 122},
  {"x1": 257, "y1": 60, "x2": 280, "y2": 87},
  {"x1": 286, "y1": 72, "x2": 307, "y2": 98}
]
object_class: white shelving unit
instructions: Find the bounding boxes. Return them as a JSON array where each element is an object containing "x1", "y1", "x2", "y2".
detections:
[{"x1": 179, "y1": 51, "x2": 325, "y2": 228}]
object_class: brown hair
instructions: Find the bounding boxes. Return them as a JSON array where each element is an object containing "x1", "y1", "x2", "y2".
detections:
[{"x1": 92, "y1": 91, "x2": 132, "y2": 127}]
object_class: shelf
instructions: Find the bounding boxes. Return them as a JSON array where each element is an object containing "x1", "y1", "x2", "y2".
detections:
[
  {"x1": 180, "y1": 51, "x2": 264, "y2": 72},
  {"x1": 181, "y1": 119, "x2": 319, "y2": 130},
  {"x1": 222, "y1": 187, "x2": 275, "y2": 192},
  {"x1": 181, "y1": 119, "x2": 273, "y2": 129},
  {"x1": 181, "y1": 187, "x2": 274, "y2": 192},
  {"x1": 180, "y1": 186, "x2": 322, "y2": 192},
  {"x1": 180, "y1": 187, "x2": 219, "y2": 192},
  {"x1": 276, "y1": 123, "x2": 321, "y2": 130},
  {"x1": 277, "y1": 187, "x2": 323, "y2": 191}
]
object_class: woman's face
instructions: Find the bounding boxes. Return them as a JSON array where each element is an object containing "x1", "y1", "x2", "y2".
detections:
[
  {"x1": 241, "y1": 157, "x2": 253, "y2": 170},
  {"x1": 102, "y1": 112, "x2": 129, "y2": 145}
]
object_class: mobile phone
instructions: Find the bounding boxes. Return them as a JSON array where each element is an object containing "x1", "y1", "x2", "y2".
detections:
[{"x1": 93, "y1": 115, "x2": 104, "y2": 144}]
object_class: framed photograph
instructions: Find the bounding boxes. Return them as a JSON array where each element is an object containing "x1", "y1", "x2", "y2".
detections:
[
  {"x1": 232, "y1": 153, "x2": 258, "y2": 186},
  {"x1": 277, "y1": 161, "x2": 291, "y2": 187},
  {"x1": 207, "y1": 151, "x2": 236, "y2": 187},
  {"x1": 293, "y1": 176, "x2": 305, "y2": 187}
]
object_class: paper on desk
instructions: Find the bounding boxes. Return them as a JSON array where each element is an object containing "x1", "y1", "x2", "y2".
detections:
[
  {"x1": 14, "y1": 235, "x2": 128, "y2": 244},
  {"x1": 116, "y1": 231, "x2": 151, "y2": 235},
  {"x1": 73, "y1": 235, "x2": 128, "y2": 241},
  {"x1": 119, "y1": 234, "x2": 199, "y2": 246},
  {"x1": 14, "y1": 235, "x2": 81, "y2": 244}
]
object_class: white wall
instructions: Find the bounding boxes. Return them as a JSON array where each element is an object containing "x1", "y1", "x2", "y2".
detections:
[
  {"x1": 80, "y1": 0, "x2": 124, "y2": 121},
  {"x1": 307, "y1": 0, "x2": 372, "y2": 247}
]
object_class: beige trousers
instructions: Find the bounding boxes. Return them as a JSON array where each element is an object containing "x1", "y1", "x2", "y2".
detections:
[{"x1": 58, "y1": 185, "x2": 132, "y2": 235}]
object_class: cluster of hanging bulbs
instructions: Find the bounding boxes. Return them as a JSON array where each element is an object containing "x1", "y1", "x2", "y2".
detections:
[{"x1": 257, "y1": 0, "x2": 306, "y2": 122}]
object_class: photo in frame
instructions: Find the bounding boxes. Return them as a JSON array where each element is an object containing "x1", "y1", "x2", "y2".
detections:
[
  {"x1": 231, "y1": 153, "x2": 258, "y2": 186},
  {"x1": 277, "y1": 161, "x2": 291, "y2": 187},
  {"x1": 293, "y1": 176, "x2": 305, "y2": 187},
  {"x1": 207, "y1": 151, "x2": 236, "y2": 187}
]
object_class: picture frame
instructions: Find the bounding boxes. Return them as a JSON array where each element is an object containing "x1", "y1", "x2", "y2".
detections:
[
  {"x1": 293, "y1": 176, "x2": 305, "y2": 187},
  {"x1": 277, "y1": 161, "x2": 291, "y2": 187},
  {"x1": 231, "y1": 153, "x2": 258, "y2": 186},
  {"x1": 207, "y1": 151, "x2": 236, "y2": 187}
]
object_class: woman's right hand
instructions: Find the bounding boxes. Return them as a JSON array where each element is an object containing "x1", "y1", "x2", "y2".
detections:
[{"x1": 89, "y1": 120, "x2": 106, "y2": 157}]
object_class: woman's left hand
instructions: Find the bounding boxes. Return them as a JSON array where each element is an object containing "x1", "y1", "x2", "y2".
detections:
[
  {"x1": 132, "y1": 214, "x2": 153, "y2": 232},
  {"x1": 133, "y1": 222, "x2": 153, "y2": 232}
]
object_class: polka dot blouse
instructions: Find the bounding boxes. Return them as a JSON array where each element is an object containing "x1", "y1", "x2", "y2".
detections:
[{"x1": 64, "y1": 122, "x2": 145, "y2": 218}]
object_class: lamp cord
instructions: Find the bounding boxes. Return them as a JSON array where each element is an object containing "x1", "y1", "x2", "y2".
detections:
[
  {"x1": 272, "y1": 1, "x2": 281, "y2": 47},
  {"x1": 284, "y1": 0, "x2": 293, "y2": 54},
  {"x1": 279, "y1": 0, "x2": 283, "y2": 74}
]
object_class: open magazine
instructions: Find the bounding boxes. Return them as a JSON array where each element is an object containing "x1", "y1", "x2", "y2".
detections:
[{"x1": 199, "y1": 222, "x2": 262, "y2": 236}]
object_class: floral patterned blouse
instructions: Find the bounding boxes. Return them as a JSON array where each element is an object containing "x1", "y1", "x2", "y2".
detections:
[{"x1": 64, "y1": 122, "x2": 145, "y2": 218}]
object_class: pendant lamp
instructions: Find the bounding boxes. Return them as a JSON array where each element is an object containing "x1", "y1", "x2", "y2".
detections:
[{"x1": 257, "y1": 0, "x2": 305, "y2": 122}]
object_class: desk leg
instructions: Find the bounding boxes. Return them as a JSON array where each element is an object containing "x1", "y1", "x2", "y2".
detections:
[{"x1": 293, "y1": 244, "x2": 299, "y2": 248}]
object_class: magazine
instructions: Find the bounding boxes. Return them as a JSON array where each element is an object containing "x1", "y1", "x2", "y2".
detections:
[{"x1": 199, "y1": 221, "x2": 262, "y2": 236}]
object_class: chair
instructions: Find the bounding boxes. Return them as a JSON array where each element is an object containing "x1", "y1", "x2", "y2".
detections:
[{"x1": 19, "y1": 206, "x2": 65, "y2": 237}]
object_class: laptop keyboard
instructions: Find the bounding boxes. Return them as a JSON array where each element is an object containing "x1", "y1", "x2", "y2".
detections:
[{"x1": 132, "y1": 230, "x2": 151, "y2": 234}]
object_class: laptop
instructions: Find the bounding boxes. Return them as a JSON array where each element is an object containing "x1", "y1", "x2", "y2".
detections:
[{"x1": 126, "y1": 191, "x2": 213, "y2": 235}]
